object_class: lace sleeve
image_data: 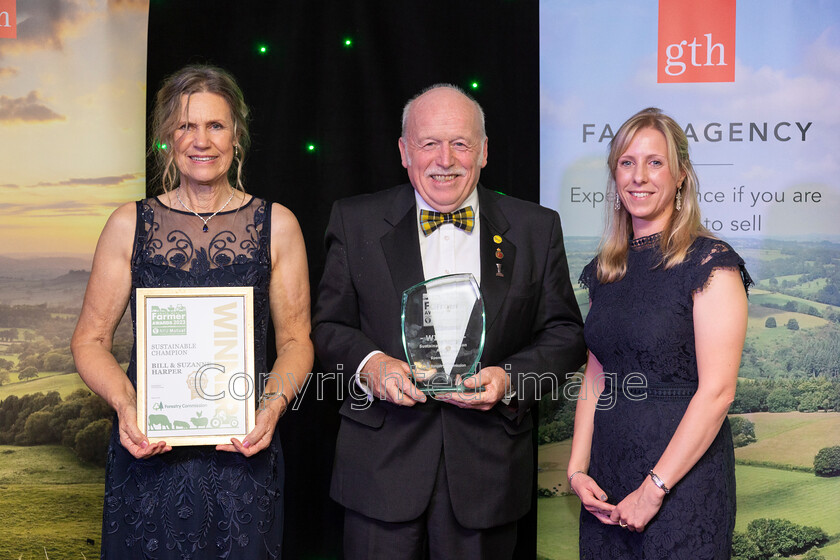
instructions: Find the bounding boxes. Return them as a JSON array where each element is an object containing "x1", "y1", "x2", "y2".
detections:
[
  {"x1": 578, "y1": 257, "x2": 599, "y2": 298},
  {"x1": 688, "y1": 238, "x2": 753, "y2": 295}
]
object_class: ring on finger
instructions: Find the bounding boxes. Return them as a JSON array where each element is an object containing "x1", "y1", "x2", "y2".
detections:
[{"x1": 619, "y1": 521, "x2": 628, "y2": 528}]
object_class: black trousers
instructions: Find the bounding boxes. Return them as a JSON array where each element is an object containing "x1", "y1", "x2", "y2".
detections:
[{"x1": 343, "y1": 454, "x2": 518, "y2": 560}]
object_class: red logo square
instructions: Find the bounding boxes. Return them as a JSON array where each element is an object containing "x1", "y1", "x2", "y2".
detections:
[
  {"x1": 0, "y1": 0, "x2": 15, "y2": 39},
  {"x1": 658, "y1": 0, "x2": 736, "y2": 83}
]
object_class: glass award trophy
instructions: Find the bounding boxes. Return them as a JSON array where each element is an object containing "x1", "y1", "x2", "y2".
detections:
[{"x1": 401, "y1": 273, "x2": 485, "y2": 393}]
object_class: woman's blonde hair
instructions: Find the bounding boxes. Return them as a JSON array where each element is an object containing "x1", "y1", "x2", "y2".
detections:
[
  {"x1": 149, "y1": 64, "x2": 250, "y2": 194},
  {"x1": 596, "y1": 107, "x2": 710, "y2": 283}
]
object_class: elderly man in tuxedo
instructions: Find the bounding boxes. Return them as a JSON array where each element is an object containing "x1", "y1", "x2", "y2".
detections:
[{"x1": 312, "y1": 84, "x2": 585, "y2": 559}]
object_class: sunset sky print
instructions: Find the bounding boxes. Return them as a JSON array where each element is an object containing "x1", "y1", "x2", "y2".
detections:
[{"x1": 0, "y1": 0, "x2": 148, "y2": 259}]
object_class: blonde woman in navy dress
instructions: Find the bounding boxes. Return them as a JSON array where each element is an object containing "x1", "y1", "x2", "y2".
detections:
[
  {"x1": 567, "y1": 108, "x2": 751, "y2": 559},
  {"x1": 73, "y1": 65, "x2": 313, "y2": 558}
]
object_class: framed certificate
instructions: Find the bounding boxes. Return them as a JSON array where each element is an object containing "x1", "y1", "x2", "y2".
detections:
[{"x1": 136, "y1": 287, "x2": 256, "y2": 446}]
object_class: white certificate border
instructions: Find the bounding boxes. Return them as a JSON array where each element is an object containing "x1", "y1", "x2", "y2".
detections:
[{"x1": 136, "y1": 287, "x2": 256, "y2": 446}]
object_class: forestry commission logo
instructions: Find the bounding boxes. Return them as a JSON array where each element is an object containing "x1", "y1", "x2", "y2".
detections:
[
  {"x1": 658, "y1": 0, "x2": 735, "y2": 83},
  {"x1": 0, "y1": 0, "x2": 15, "y2": 39},
  {"x1": 150, "y1": 304, "x2": 187, "y2": 336}
]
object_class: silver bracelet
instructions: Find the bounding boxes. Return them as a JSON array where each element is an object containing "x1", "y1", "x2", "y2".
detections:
[
  {"x1": 568, "y1": 470, "x2": 586, "y2": 484},
  {"x1": 260, "y1": 391, "x2": 290, "y2": 416},
  {"x1": 648, "y1": 470, "x2": 670, "y2": 494}
]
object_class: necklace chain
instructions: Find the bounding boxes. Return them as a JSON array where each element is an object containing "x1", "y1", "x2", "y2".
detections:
[{"x1": 176, "y1": 187, "x2": 236, "y2": 232}]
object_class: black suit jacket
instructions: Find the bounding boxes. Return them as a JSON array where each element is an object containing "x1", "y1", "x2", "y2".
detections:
[{"x1": 312, "y1": 184, "x2": 585, "y2": 529}]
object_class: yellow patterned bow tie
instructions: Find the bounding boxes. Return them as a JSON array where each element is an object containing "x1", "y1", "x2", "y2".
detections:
[{"x1": 419, "y1": 206, "x2": 475, "y2": 236}]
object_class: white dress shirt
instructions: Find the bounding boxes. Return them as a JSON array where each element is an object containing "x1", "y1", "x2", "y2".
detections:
[
  {"x1": 356, "y1": 187, "x2": 481, "y2": 382},
  {"x1": 415, "y1": 187, "x2": 481, "y2": 284}
]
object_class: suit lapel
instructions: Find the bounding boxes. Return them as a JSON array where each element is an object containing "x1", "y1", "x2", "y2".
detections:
[
  {"x1": 478, "y1": 187, "x2": 514, "y2": 332},
  {"x1": 379, "y1": 185, "x2": 515, "y2": 333},
  {"x1": 381, "y1": 186, "x2": 425, "y2": 298}
]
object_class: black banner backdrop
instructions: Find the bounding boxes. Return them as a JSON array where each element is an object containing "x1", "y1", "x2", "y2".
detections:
[{"x1": 147, "y1": 1, "x2": 541, "y2": 558}]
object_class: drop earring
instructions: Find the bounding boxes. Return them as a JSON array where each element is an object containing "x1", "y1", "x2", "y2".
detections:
[
  {"x1": 675, "y1": 187, "x2": 683, "y2": 211},
  {"x1": 614, "y1": 192, "x2": 621, "y2": 211}
]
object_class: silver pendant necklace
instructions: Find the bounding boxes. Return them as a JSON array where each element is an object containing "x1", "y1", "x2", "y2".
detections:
[{"x1": 176, "y1": 187, "x2": 236, "y2": 232}]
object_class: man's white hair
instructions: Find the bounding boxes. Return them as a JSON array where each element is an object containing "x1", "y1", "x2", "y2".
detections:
[{"x1": 400, "y1": 83, "x2": 486, "y2": 140}]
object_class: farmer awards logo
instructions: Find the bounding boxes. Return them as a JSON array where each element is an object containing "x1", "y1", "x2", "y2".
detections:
[
  {"x1": 658, "y1": 0, "x2": 735, "y2": 83},
  {"x1": 150, "y1": 304, "x2": 187, "y2": 336}
]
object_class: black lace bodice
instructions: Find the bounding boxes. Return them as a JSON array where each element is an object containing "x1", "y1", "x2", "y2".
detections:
[
  {"x1": 101, "y1": 196, "x2": 284, "y2": 559},
  {"x1": 580, "y1": 234, "x2": 752, "y2": 385},
  {"x1": 576, "y1": 233, "x2": 752, "y2": 559},
  {"x1": 128, "y1": 197, "x2": 272, "y2": 382}
]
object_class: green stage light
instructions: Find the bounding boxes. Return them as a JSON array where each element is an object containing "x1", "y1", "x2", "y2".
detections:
[
  {"x1": 307, "y1": 143, "x2": 317, "y2": 152},
  {"x1": 258, "y1": 45, "x2": 268, "y2": 54},
  {"x1": 343, "y1": 37, "x2": 353, "y2": 48},
  {"x1": 156, "y1": 142, "x2": 167, "y2": 151},
  {"x1": 470, "y1": 81, "x2": 480, "y2": 90}
]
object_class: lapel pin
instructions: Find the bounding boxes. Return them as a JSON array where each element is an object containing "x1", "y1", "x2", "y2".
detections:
[
  {"x1": 496, "y1": 263, "x2": 504, "y2": 277},
  {"x1": 495, "y1": 248, "x2": 504, "y2": 259},
  {"x1": 493, "y1": 234, "x2": 502, "y2": 244}
]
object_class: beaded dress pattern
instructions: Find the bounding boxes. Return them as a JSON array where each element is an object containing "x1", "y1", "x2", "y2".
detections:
[
  {"x1": 101, "y1": 197, "x2": 283, "y2": 559},
  {"x1": 578, "y1": 234, "x2": 752, "y2": 560}
]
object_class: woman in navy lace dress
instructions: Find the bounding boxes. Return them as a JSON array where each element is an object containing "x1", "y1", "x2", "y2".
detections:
[
  {"x1": 72, "y1": 65, "x2": 313, "y2": 558},
  {"x1": 567, "y1": 108, "x2": 750, "y2": 559}
]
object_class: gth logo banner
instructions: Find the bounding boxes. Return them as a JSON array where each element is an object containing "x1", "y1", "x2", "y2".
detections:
[
  {"x1": 0, "y1": 0, "x2": 15, "y2": 39},
  {"x1": 658, "y1": 0, "x2": 735, "y2": 83}
]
